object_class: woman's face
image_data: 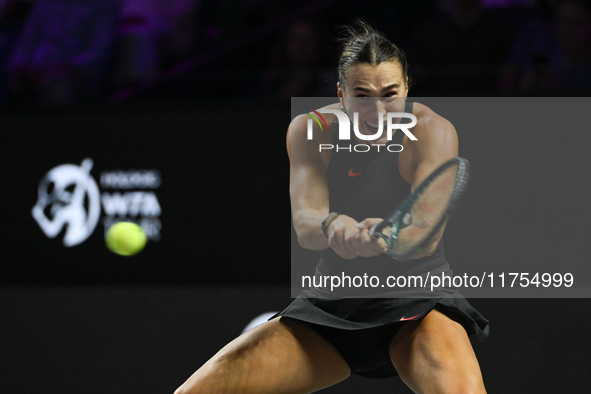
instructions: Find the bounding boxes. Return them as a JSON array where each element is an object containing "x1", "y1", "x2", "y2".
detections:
[{"x1": 337, "y1": 62, "x2": 409, "y2": 141}]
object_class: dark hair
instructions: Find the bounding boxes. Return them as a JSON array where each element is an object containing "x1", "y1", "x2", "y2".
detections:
[{"x1": 337, "y1": 21, "x2": 409, "y2": 88}]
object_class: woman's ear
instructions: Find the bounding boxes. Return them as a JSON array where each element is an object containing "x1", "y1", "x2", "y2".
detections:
[{"x1": 405, "y1": 77, "x2": 410, "y2": 96}]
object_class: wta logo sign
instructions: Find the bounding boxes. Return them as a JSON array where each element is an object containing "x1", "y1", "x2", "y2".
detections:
[
  {"x1": 303, "y1": 107, "x2": 417, "y2": 152},
  {"x1": 32, "y1": 158, "x2": 163, "y2": 248},
  {"x1": 32, "y1": 158, "x2": 101, "y2": 247}
]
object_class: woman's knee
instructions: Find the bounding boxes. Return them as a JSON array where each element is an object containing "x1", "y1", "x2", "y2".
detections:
[
  {"x1": 390, "y1": 309, "x2": 486, "y2": 394},
  {"x1": 172, "y1": 323, "x2": 276, "y2": 394},
  {"x1": 172, "y1": 318, "x2": 346, "y2": 394}
]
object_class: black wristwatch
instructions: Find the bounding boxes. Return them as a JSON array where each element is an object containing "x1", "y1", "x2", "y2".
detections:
[{"x1": 321, "y1": 212, "x2": 339, "y2": 238}]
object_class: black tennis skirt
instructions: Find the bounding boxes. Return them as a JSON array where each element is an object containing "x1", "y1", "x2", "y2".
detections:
[{"x1": 270, "y1": 295, "x2": 489, "y2": 379}]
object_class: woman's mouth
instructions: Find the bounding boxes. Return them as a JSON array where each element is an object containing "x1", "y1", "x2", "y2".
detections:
[{"x1": 363, "y1": 120, "x2": 385, "y2": 134}]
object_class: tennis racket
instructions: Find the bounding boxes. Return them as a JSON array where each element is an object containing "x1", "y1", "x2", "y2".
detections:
[{"x1": 368, "y1": 157, "x2": 470, "y2": 261}]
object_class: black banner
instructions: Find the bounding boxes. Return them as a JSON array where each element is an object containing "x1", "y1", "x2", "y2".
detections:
[{"x1": 1, "y1": 100, "x2": 291, "y2": 284}]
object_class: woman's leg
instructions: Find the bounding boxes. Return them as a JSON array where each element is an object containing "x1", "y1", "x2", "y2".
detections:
[
  {"x1": 389, "y1": 308, "x2": 487, "y2": 394},
  {"x1": 174, "y1": 316, "x2": 351, "y2": 394}
]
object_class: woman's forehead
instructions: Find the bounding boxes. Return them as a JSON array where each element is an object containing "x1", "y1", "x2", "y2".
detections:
[{"x1": 345, "y1": 62, "x2": 405, "y2": 89}]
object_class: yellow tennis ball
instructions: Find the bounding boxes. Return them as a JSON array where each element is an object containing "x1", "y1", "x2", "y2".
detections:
[{"x1": 106, "y1": 222, "x2": 147, "y2": 256}]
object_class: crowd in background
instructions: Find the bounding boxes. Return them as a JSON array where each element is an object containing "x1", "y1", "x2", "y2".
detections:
[{"x1": 0, "y1": 0, "x2": 589, "y2": 105}]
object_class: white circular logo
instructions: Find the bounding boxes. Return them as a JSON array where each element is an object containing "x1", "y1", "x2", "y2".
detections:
[{"x1": 32, "y1": 158, "x2": 101, "y2": 247}]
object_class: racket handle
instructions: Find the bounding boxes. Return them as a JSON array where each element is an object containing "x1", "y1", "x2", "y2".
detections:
[
  {"x1": 370, "y1": 208, "x2": 403, "y2": 240},
  {"x1": 369, "y1": 221, "x2": 391, "y2": 240},
  {"x1": 369, "y1": 224, "x2": 379, "y2": 239}
]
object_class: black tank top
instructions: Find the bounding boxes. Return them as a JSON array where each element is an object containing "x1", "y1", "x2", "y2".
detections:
[{"x1": 317, "y1": 101, "x2": 447, "y2": 283}]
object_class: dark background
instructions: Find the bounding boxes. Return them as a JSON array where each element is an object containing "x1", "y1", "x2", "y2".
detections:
[
  {"x1": 1, "y1": 100, "x2": 290, "y2": 285},
  {"x1": 1, "y1": 289, "x2": 589, "y2": 393},
  {"x1": 1, "y1": 98, "x2": 590, "y2": 392},
  {"x1": 1, "y1": 0, "x2": 591, "y2": 392}
]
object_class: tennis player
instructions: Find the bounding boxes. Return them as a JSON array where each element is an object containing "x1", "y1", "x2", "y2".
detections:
[{"x1": 174, "y1": 22, "x2": 489, "y2": 394}]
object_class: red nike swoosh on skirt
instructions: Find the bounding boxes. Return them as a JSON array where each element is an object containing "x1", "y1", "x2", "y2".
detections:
[
  {"x1": 399, "y1": 312, "x2": 425, "y2": 321},
  {"x1": 348, "y1": 169, "x2": 362, "y2": 177}
]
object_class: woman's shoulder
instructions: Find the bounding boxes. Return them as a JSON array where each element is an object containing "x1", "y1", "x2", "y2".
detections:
[
  {"x1": 412, "y1": 101, "x2": 439, "y2": 119},
  {"x1": 318, "y1": 102, "x2": 341, "y2": 111},
  {"x1": 289, "y1": 102, "x2": 340, "y2": 137},
  {"x1": 294, "y1": 102, "x2": 340, "y2": 123},
  {"x1": 408, "y1": 101, "x2": 457, "y2": 146},
  {"x1": 412, "y1": 101, "x2": 453, "y2": 128}
]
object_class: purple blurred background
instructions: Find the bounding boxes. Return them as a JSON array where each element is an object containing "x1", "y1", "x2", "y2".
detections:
[
  {"x1": 1, "y1": 3, "x2": 590, "y2": 393},
  {"x1": 0, "y1": 0, "x2": 589, "y2": 106}
]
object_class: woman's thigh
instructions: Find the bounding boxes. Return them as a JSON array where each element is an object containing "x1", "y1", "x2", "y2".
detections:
[
  {"x1": 389, "y1": 308, "x2": 486, "y2": 394},
  {"x1": 174, "y1": 316, "x2": 351, "y2": 394}
]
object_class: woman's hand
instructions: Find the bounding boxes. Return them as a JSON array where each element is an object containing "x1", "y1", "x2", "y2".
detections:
[
  {"x1": 326, "y1": 215, "x2": 360, "y2": 259},
  {"x1": 327, "y1": 216, "x2": 388, "y2": 259},
  {"x1": 352, "y1": 218, "x2": 389, "y2": 257}
]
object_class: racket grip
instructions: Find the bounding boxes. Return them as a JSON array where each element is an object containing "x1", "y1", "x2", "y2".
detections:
[
  {"x1": 369, "y1": 221, "x2": 391, "y2": 240},
  {"x1": 369, "y1": 224, "x2": 379, "y2": 239}
]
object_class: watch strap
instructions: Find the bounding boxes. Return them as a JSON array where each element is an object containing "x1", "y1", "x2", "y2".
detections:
[{"x1": 321, "y1": 212, "x2": 339, "y2": 238}]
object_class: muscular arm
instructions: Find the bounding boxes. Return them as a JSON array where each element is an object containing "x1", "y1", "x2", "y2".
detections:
[
  {"x1": 289, "y1": 114, "x2": 387, "y2": 258},
  {"x1": 406, "y1": 114, "x2": 459, "y2": 258},
  {"x1": 288, "y1": 114, "x2": 331, "y2": 250},
  {"x1": 409, "y1": 116, "x2": 458, "y2": 188}
]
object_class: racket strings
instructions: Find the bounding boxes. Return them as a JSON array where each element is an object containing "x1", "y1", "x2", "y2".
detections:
[{"x1": 389, "y1": 165, "x2": 458, "y2": 256}]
